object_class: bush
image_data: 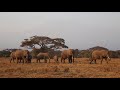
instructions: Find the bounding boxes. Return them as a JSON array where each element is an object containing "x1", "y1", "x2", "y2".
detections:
[{"x1": 0, "y1": 50, "x2": 11, "y2": 57}]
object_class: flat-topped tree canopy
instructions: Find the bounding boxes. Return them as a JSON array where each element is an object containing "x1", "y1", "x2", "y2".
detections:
[{"x1": 20, "y1": 35, "x2": 68, "y2": 52}]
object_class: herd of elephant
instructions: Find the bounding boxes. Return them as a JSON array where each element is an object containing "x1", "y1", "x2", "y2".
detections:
[{"x1": 10, "y1": 49, "x2": 111, "y2": 64}]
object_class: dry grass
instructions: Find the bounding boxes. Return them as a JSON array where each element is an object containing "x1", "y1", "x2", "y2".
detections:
[{"x1": 0, "y1": 57, "x2": 120, "y2": 78}]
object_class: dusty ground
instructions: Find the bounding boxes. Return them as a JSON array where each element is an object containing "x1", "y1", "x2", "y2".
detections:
[{"x1": 0, "y1": 57, "x2": 120, "y2": 78}]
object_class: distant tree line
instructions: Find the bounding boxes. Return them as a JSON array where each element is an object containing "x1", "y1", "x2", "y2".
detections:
[
  {"x1": 77, "y1": 46, "x2": 120, "y2": 58},
  {"x1": 0, "y1": 49, "x2": 17, "y2": 57},
  {"x1": 1, "y1": 46, "x2": 120, "y2": 58},
  {"x1": 1, "y1": 35, "x2": 120, "y2": 58}
]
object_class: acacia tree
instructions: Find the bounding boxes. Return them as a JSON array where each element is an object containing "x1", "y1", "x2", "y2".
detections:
[
  {"x1": 49, "y1": 38, "x2": 68, "y2": 50},
  {"x1": 20, "y1": 35, "x2": 68, "y2": 52}
]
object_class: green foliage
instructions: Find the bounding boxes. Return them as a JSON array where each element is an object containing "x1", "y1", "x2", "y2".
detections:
[
  {"x1": 20, "y1": 36, "x2": 68, "y2": 52},
  {"x1": 0, "y1": 50, "x2": 11, "y2": 57},
  {"x1": 109, "y1": 50, "x2": 120, "y2": 58},
  {"x1": 79, "y1": 50, "x2": 91, "y2": 58},
  {"x1": 30, "y1": 48, "x2": 40, "y2": 58}
]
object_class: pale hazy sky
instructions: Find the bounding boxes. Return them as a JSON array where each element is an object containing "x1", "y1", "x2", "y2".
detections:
[{"x1": 0, "y1": 12, "x2": 120, "y2": 50}]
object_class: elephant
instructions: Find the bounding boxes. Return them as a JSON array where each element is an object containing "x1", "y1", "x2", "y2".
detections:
[
  {"x1": 89, "y1": 49, "x2": 111, "y2": 64},
  {"x1": 14, "y1": 50, "x2": 30, "y2": 64},
  {"x1": 53, "y1": 55, "x2": 59, "y2": 63},
  {"x1": 61, "y1": 49, "x2": 74, "y2": 63},
  {"x1": 27, "y1": 54, "x2": 32, "y2": 63},
  {"x1": 10, "y1": 51, "x2": 16, "y2": 63},
  {"x1": 36, "y1": 52, "x2": 50, "y2": 63}
]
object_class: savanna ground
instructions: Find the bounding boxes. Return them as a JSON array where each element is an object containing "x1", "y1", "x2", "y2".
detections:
[{"x1": 0, "y1": 57, "x2": 120, "y2": 78}]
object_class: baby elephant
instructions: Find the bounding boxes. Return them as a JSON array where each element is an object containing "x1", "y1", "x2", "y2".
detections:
[
  {"x1": 53, "y1": 55, "x2": 59, "y2": 63},
  {"x1": 27, "y1": 54, "x2": 32, "y2": 63}
]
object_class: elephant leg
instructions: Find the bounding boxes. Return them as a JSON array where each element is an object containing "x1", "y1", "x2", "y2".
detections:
[
  {"x1": 48, "y1": 56, "x2": 50, "y2": 63},
  {"x1": 44, "y1": 57, "x2": 46, "y2": 63},
  {"x1": 25, "y1": 59, "x2": 29, "y2": 63},
  {"x1": 71, "y1": 59, "x2": 72, "y2": 63},
  {"x1": 69, "y1": 58, "x2": 72, "y2": 63},
  {"x1": 68, "y1": 59, "x2": 70, "y2": 63},
  {"x1": 17, "y1": 58, "x2": 19, "y2": 64},
  {"x1": 26, "y1": 59, "x2": 28, "y2": 63},
  {"x1": 24, "y1": 58, "x2": 27, "y2": 63},
  {"x1": 72, "y1": 58, "x2": 74, "y2": 63},
  {"x1": 70, "y1": 57, "x2": 72, "y2": 63},
  {"x1": 49, "y1": 59, "x2": 50, "y2": 63},
  {"x1": 40, "y1": 59, "x2": 41, "y2": 63},
  {"x1": 13, "y1": 59, "x2": 15, "y2": 63},
  {"x1": 22, "y1": 58, "x2": 25, "y2": 64},
  {"x1": 57, "y1": 58, "x2": 59, "y2": 63},
  {"x1": 90, "y1": 59, "x2": 93, "y2": 64},
  {"x1": 19, "y1": 59, "x2": 21, "y2": 63},
  {"x1": 101, "y1": 58, "x2": 103, "y2": 64},
  {"x1": 68, "y1": 58, "x2": 70, "y2": 63},
  {"x1": 10, "y1": 58, "x2": 12, "y2": 63},
  {"x1": 44, "y1": 59, "x2": 47, "y2": 63},
  {"x1": 23, "y1": 59, "x2": 25, "y2": 64},
  {"x1": 63, "y1": 59, "x2": 65, "y2": 63},
  {"x1": 68, "y1": 57, "x2": 71, "y2": 63},
  {"x1": 61, "y1": 58, "x2": 62, "y2": 63},
  {"x1": 19, "y1": 58, "x2": 22, "y2": 63},
  {"x1": 71, "y1": 56, "x2": 73, "y2": 63},
  {"x1": 94, "y1": 59, "x2": 97, "y2": 64},
  {"x1": 17, "y1": 60, "x2": 18, "y2": 64},
  {"x1": 105, "y1": 58, "x2": 108, "y2": 64},
  {"x1": 36, "y1": 59, "x2": 38, "y2": 63},
  {"x1": 29, "y1": 59, "x2": 32, "y2": 63},
  {"x1": 24, "y1": 59, "x2": 26, "y2": 63}
]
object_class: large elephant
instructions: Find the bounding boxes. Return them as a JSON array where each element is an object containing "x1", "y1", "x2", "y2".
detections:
[
  {"x1": 89, "y1": 49, "x2": 111, "y2": 64},
  {"x1": 14, "y1": 50, "x2": 30, "y2": 64},
  {"x1": 61, "y1": 49, "x2": 74, "y2": 63},
  {"x1": 36, "y1": 52, "x2": 50, "y2": 63},
  {"x1": 10, "y1": 51, "x2": 16, "y2": 63}
]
